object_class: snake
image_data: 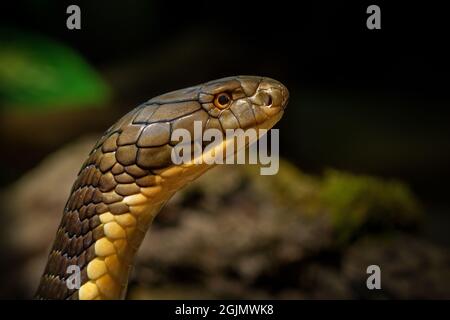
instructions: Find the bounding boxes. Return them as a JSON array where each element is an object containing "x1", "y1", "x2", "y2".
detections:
[{"x1": 35, "y1": 75, "x2": 289, "y2": 300}]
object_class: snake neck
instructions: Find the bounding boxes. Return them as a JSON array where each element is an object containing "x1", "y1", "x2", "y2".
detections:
[
  {"x1": 35, "y1": 150, "x2": 212, "y2": 299},
  {"x1": 77, "y1": 163, "x2": 212, "y2": 300}
]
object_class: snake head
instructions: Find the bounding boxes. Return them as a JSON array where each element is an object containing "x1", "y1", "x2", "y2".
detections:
[
  {"x1": 145, "y1": 75, "x2": 289, "y2": 133},
  {"x1": 199, "y1": 76, "x2": 289, "y2": 131},
  {"x1": 94, "y1": 76, "x2": 288, "y2": 171}
]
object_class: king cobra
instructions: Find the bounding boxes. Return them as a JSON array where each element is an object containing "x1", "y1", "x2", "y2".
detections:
[{"x1": 35, "y1": 76, "x2": 289, "y2": 299}]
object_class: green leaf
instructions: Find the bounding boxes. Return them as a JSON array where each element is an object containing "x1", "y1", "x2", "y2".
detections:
[{"x1": 0, "y1": 30, "x2": 111, "y2": 111}]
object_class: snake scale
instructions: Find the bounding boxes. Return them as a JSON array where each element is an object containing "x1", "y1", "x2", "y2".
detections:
[{"x1": 35, "y1": 76, "x2": 289, "y2": 299}]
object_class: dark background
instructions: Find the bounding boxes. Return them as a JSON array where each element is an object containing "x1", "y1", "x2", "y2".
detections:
[
  {"x1": 2, "y1": 0, "x2": 449, "y2": 238},
  {"x1": 0, "y1": 0, "x2": 449, "y2": 299}
]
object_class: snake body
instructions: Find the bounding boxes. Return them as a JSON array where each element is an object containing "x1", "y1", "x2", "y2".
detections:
[{"x1": 35, "y1": 76, "x2": 289, "y2": 299}]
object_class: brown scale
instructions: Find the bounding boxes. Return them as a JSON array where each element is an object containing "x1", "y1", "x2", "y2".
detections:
[{"x1": 114, "y1": 172, "x2": 135, "y2": 184}]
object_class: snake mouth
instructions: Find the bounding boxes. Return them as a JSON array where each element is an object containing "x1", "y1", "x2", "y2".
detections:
[
  {"x1": 185, "y1": 111, "x2": 284, "y2": 166},
  {"x1": 251, "y1": 77, "x2": 289, "y2": 118}
]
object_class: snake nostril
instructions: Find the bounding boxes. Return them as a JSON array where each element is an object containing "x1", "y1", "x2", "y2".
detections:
[{"x1": 265, "y1": 95, "x2": 273, "y2": 107}]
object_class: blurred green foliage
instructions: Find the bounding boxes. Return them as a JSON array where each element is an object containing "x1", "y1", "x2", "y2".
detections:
[
  {"x1": 248, "y1": 160, "x2": 422, "y2": 245},
  {"x1": 0, "y1": 30, "x2": 110, "y2": 111},
  {"x1": 320, "y1": 170, "x2": 422, "y2": 244}
]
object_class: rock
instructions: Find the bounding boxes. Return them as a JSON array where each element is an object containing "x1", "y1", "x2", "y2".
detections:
[
  {"x1": 342, "y1": 234, "x2": 450, "y2": 299},
  {"x1": 2, "y1": 135, "x2": 447, "y2": 299}
]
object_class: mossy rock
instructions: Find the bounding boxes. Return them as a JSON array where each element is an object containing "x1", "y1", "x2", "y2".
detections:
[{"x1": 320, "y1": 169, "x2": 422, "y2": 244}]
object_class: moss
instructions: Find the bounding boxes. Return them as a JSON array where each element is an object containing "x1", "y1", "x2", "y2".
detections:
[
  {"x1": 320, "y1": 170, "x2": 422, "y2": 244},
  {"x1": 241, "y1": 162, "x2": 422, "y2": 244}
]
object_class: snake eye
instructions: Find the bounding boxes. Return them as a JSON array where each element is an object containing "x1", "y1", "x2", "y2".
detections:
[{"x1": 214, "y1": 92, "x2": 231, "y2": 109}]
